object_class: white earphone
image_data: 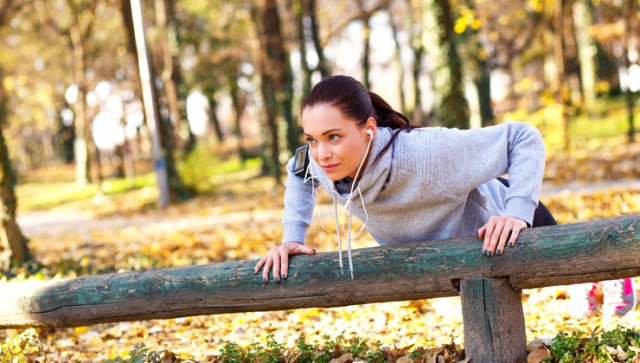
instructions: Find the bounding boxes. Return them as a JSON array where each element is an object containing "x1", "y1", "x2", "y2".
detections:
[{"x1": 366, "y1": 129, "x2": 373, "y2": 137}]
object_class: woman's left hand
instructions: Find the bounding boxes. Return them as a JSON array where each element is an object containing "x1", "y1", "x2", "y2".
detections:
[{"x1": 478, "y1": 216, "x2": 528, "y2": 257}]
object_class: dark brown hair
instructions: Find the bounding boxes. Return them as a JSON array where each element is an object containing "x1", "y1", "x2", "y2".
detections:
[{"x1": 301, "y1": 75, "x2": 421, "y2": 165}]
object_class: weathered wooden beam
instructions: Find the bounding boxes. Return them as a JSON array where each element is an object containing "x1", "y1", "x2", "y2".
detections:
[
  {"x1": 461, "y1": 278, "x2": 528, "y2": 363},
  {"x1": 1, "y1": 215, "x2": 639, "y2": 328}
]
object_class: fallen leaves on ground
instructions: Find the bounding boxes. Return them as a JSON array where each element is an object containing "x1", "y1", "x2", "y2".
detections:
[{"x1": 545, "y1": 139, "x2": 640, "y2": 184}]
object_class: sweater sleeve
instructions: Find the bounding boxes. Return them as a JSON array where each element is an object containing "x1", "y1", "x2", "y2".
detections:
[
  {"x1": 434, "y1": 121, "x2": 545, "y2": 226},
  {"x1": 282, "y1": 157, "x2": 319, "y2": 245}
]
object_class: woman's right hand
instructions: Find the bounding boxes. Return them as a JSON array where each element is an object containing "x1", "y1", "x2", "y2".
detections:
[{"x1": 254, "y1": 242, "x2": 316, "y2": 282}]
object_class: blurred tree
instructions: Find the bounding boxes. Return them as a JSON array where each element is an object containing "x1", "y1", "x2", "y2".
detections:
[
  {"x1": 409, "y1": 0, "x2": 426, "y2": 124},
  {"x1": 251, "y1": 0, "x2": 291, "y2": 183},
  {"x1": 307, "y1": 0, "x2": 331, "y2": 78},
  {"x1": 154, "y1": 0, "x2": 196, "y2": 154},
  {"x1": 573, "y1": 0, "x2": 597, "y2": 116},
  {"x1": 389, "y1": 3, "x2": 408, "y2": 116},
  {"x1": 387, "y1": 0, "x2": 427, "y2": 121},
  {"x1": 122, "y1": 0, "x2": 192, "y2": 202},
  {"x1": 455, "y1": 0, "x2": 494, "y2": 126},
  {"x1": 118, "y1": 0, "x2": 147, "y2": 182},
  {"x1": 472, "y1": 0, "x2": 544, "y2": 119},
  {"x1": 422, "y1": 0, "x2": 469, "y2": 128},
  {"x1": 227, "y1": 76, "x2": 250, "y2": 161},
  {"x1": 623, "y1": 0, "x2": 635, "y2": 143},
  {"x1": 0, "y1": 0, "x2": 31, "y2": 268},
  {"x1": 204, "y1": 87, "x2": 224, "y2": 144},
  {"x1": 553, "y1": 0, "x2": 570, "y2": 148},
  {"x1": 294, "y1": 0, "x2": 312, "y2": 99},
  {"x1": 34, "y1": 0, "x2": 103, "y2": 189},
  {"x1": 281, "y1": 0, "x2": 302, "y2": 157},
  {"x1": 399, "y1": 0, "x2": 427, "y2": 124},
  {"x1": 357, "y1": 0, "x2": 391, "y2": 90},
  {"x1": 179, "y1": 0, "x2": 256, "y2": 161}
]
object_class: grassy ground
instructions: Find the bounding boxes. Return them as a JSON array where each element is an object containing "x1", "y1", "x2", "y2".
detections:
[{"x1": 16, "y1": 145, "x2": 263, "y2": 216}]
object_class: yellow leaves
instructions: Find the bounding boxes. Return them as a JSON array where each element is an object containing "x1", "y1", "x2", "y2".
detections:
[
  {"x1": 79, "y1": 256, "x2": 91, "y2": 267},
  {"x1": 514, "y1": 77, "x2": 533, "y2": 94},
  {"x1": 454, "y1": 9, "x2": 481, "y2": 34},
  {"x1": 544, "y1": 136, "x2": 640, "y2": 185},
  {"x1": 0, "y1": 328, "x2": 42, "y2": 361},
  {"x1": 595, "y1": 80, "x2": 611, "y2": 94},
  {"x1": 73, "y1": 326, "x2": 89, "y2": 335},
  {"x1": 542, "y1": 189, "x2": 640, "y2": 225},
  {"x1": 2, "y1": 76, "x2": 15, "y2": 92},
  {"x1": 527, "y1": 0, "x2": 544, "y2": 12},
  {"x1": 453, "y1": 19, "x2": 467, "y2": 34}
]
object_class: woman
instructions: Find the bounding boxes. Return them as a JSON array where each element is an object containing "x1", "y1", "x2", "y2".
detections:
[{"x1": 254, "y1": 75, "x2": 556, "y2": 283}]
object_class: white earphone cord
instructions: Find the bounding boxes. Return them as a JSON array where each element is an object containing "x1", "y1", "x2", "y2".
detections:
[{"x1": 303, "y1": 131, "x2": 373, "y2": 279}]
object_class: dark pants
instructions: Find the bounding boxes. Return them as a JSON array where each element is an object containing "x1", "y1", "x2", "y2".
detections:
[{"x1": 496, "y1": 177, "x2": 557, "y2": 228}]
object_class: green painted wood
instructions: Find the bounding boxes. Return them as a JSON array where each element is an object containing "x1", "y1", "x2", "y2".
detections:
[
  {"x1": 0, "y1": 215, "x2": 639, "y2": 328},
  {"x1": 460, "y1": 278, "x2": 528, "y2": 363}
]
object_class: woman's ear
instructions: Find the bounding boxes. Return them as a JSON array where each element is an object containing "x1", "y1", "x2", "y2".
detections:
[{"x1": 365, "y1": 117, "x2": 377, "y2": 139}]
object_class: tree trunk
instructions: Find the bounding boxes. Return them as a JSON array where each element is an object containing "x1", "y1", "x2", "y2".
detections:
[
  {"x1": 459, "y1": 0, "x2": 494, "y2": 127},
  {"x1": 1, "y1": 215, "x2": 639, "y2": 329},
  {"x1": 204, "y1": 88, "x2": 224, "y2": 143},
  {"x1": 573, "y1": 0, "x2": 597, "y2": 116},
  {"x1": 154, "y1": 0, "x2": 196, "y2": 154},
  {"x1": 390, "y1": 18, "x2": 408, "y2": 115},
  {"x1": 280, "y1": 0, "x2": 300, "y2": 154},
  {"x1": 68, "y1": 16, "x2": 103, "y2": 191},
  {"x1": 119, "y1": 0, "x2": 145, "y2": 170},
  {"x1": 228, "y1": 77, "x2": 248, "y2": 162},
  {"x1": 624, "y1": 0, "x2": 635, "y2": 143},
  {"x1": 306, "y1": 0, "x2": 330, "y2": 78},
  {"x1": 295, "y1": 0, "x2": 312, "y2": 99},
  {"x1": 403, "y1": 0, "x2": 425, "y2": 124},
  {"x1": 156, "y1": 88, "x2": 192, "y2": 201},
  {"x1": 422, "y1": 0, "x2": 469, "y2": 129},
  {"x1": 252, "y1": 0, "x2": 290, "y2": 183},
  {"x1": 554, "y1": 0, "x2": 569, "y2": 149},
  {"x1": 362, "y1": 13, "x2": 372, "y2": 90},
  {"x1": 412, "y1": 44, "x2": 424, "y2": 124},
  {"x1": 0, "y1": 77, "x2": 30, "y2": 268},
  {"x1": 284, "y1": 65, "x2": 301, "y2": 155},
  {"x1": 113, "y1": 145, "x2": 126, "y2": 178},
  {"x1": 475, "y1": 64, "x2": 493, "y2": 126}
]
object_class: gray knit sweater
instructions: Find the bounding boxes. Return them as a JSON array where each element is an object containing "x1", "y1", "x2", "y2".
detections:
[{"x1": 282, "y1": 121, "x2": 545, "y2": 246}]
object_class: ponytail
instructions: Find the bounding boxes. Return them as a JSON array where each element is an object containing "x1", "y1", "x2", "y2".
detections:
[
  {"x1": 368, "y1": 91, "x2": 422, "y2": 166},
  {"x1": 368, "y1": 91, "x2": 410, "y2": 129}
]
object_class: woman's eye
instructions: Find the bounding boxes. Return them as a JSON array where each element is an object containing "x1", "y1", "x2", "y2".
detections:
[
  {"x1": 329, "y1": 135, "x2": 339, "y2": 141},
  {"x1": 306, "y1": 138, "x2": 316, "y2": 144}
]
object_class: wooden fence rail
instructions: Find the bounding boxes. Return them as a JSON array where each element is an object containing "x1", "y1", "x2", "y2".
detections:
[{"x1": 1, "y1": 215, "x2": 639, "y2": 362}]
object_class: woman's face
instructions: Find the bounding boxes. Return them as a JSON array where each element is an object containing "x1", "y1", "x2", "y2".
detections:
[{"x1": 301, "y1": 104, "x2": 375, "y2": 181}]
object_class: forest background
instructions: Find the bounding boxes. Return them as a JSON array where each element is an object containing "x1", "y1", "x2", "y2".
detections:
[{"x1": 1, "y1": 0, "x2": 640, "y2": 361}]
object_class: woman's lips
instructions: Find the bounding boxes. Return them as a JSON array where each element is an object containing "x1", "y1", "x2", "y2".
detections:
[{"x1": 321, "y1": 163, "x2": 340, "y2": 172}]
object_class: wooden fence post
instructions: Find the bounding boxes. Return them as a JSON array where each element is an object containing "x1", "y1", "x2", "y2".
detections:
[{"x1": 460, "y1": 278, "x2": 528, "y2": 363}]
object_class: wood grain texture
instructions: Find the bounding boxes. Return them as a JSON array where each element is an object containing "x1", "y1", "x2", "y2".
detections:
[
  {"x1": 1, "y1": 215, "x2": 639, "y2": 328},
  {"x1": 460, "y1": 278, "x2": 528, "y2": 363}
]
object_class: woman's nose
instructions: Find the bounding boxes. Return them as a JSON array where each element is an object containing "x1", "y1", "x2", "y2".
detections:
[{"x1": 318, "y1": 143, "x2": 331, "y2": 160}]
